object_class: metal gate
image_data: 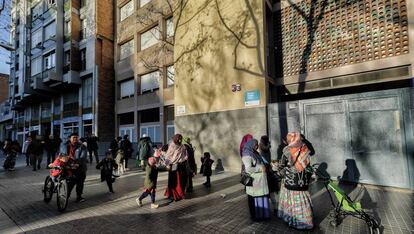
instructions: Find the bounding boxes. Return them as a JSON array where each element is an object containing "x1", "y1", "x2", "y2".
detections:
[{"x1": 269, "y1": 88, "x2": 414, "y2": 189}]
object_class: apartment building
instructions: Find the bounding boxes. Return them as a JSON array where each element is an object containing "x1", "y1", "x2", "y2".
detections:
[
  {"x1": 115, "y1": 0, "x2": 174, "y2": 143},
  {"x1": 9, "y1": 0, "x2": 114, "y2": 143}
]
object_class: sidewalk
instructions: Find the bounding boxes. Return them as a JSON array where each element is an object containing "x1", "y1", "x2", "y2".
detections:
[{"x1": 0, "y1": 156, "x2": 413, "y2": 234}]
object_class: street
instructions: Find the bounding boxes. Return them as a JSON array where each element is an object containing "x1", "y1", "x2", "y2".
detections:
[{"x1": 0, "y1": 155, "x2": 413, "y2": 234}]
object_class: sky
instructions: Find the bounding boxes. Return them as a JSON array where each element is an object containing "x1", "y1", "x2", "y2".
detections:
[{"x1": 0, "y1": 0, "x2": 11, "y2": 75}]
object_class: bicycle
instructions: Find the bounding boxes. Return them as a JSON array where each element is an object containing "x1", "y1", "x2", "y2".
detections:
[
  {"x1": 312, "y1": 163, "x2": 381, "y2": 234},
  {"x1": 43, "y1": 166, "x2": 72, "y2": 212}
]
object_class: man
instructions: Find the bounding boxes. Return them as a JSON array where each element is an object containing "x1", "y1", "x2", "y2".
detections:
[
  {"x1": 183, "y1": 137, "x2": 196, "y2": 193},
  {"x1": 87, "y1": 133, "x2": 99, "y2": 164},
  {"x1": 22, "y1": 136, "x2": 32, "y2": 166},
  {"x1": 27, "y1": 135, "x2": 44, "y2": 171},
  {"x1": 45, "y1": 135, "x2": 59, "y2": 165},
  {"x1": 60, "y1": 133, "x2": 88, "y2": 202},
  {"x1": 120, "y1": 135, "x2": 133, "y2": 170},
  {"x1": 137, "y1": 134, "x2": 153, "y2": 169}
]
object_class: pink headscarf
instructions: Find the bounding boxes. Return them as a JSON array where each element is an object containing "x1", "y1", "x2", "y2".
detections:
[{"x1": 240, "y1": 134, "x2": 253, "y2": 157}]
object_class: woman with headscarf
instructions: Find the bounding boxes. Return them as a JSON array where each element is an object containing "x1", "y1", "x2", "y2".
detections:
[
  {"x1": 277, "y1": 132, "x2": 314, "y2": 230},
  {"x1": 242, "y1": 139, "x2": 270, "y2": 221},
  {"x1": 240, "y1": 134, "x2": 253, "y2": 173},
  {"x1": 164, "y1": 134, "x2": 189, "y2": 201}
]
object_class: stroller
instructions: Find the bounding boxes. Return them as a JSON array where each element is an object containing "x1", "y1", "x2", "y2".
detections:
[
  {"x1": 312, "y1": 164, "x2": 381, "y2": 234},
  {"x1": 3, "y1": 152, "x2": 17, "y2": 171}
]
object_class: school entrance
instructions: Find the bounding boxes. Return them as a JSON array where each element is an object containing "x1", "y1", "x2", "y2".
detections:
[{"x1": 269, "y1": 88, "x2": 414, "y2": 189}]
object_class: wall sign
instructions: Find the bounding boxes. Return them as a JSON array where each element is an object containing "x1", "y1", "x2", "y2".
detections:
[
  {"x1": 176, "y1": 105, "x2": 186, "y2": 115},
  {"x1": 244, "y1": 90, "x2": 260, "y2": 107}
]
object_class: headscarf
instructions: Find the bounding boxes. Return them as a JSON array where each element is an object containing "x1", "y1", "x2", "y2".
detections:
[
  {"x1": 182, "y1": 136, "x2": 190, "y2": 145},
  {"x1": 285, "y1": 132, "x2": 310, "y2": 172},
  {"x1": 239, "y1": 134, "x2": 253, "y2": 157},
  {"x1": 241, "y1": 139, "x2": 263, "y2": 163},
  {"x1": 165, "y1": 134, "x2": 188, "y2": 165}
]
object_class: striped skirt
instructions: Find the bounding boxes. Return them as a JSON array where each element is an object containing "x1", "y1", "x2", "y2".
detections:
[{"x1": 277, "y1": 184, "x2": 314, "y2": 230}]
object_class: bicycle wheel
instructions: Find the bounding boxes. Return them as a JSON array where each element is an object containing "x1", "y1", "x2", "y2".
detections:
[
  {"x1": 57, "y1": 179, "x2": 69, "y2": 212},
  {"x1": 43, "y1": 176, "x2": 54, "y2": 203}
]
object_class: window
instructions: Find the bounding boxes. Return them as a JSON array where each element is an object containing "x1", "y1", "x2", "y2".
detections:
[
  {"x1": 64, "y1": 51, "x2": 71, "y2": 65},
  {"x1": 140, "y1": 26, "x2": 160, "y2": 50},
  {"x1": 166, "y1": 125, "x2": 175, "y2": 142},
  {"x1": 31, "y1": 29, "x2": 42, "y2": 48},
  {"x1": 31, "y1": 4, "x2": 43, "y2": 20},
  {"x1": 140, "y1": 0, "x2": 151, "y2": 8},
  {"x1": 140, "y1": 71, "x2": 160, "y2": 93},
  {"x1": 63, "y1": 92, "x2": 79, "y2": 117},
  {"x1": 64, "y1": 20, "x2": 71, "y2": 35},
  {"x1": 53, "y1": 98, "x2": 61, "y2": 116},
  {"x1": 44, "y1": 21, "x2": 56, "y2": 40},
  {"x1": 80, "y1": 20, "x2": 87, "y2": 39},
  {"x1": 82, "y1": 77, "x2": 93, "y2": 113},
  {"x1": 166, "y1": 17, "x2": 174, "y2": 38},
  {"x1": 167, "y1": 65, "x2": 174, "y2": 87},
  {"x1": 120, "y1": 1, "x2": 134, "y2": 21},
  {"x1": 48, "y1": 0, "x2": 56, "y2": 6},
  {"x1": 31, "y1": 57, "x2": 42, "y2": 75},
  {"x1": 140, "y1": 125, "x2": 161, "y2": 142},
  {"x1": 120, "y1": 79, "x2": 134, "y2": 99},
  {"x1": 120, "y1": 39, "x2": 134, "y2": 60},
  {"x1": 80, "y1": 0, "x2": 86, "y2": 8},
  {"x1": 41, "y1": 102, "x2": 51, "y2": 118},
  {"x1": 44, "y1": 52, "x2": 56, "y2": 70},
  {"x1": 80, "y1": 49, "x2": 86, "y2": 70}
]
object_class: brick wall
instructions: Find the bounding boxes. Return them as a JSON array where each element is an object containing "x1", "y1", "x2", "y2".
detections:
[{"x1": 96, "y1": 0, "x2": 115, "y2": 142}]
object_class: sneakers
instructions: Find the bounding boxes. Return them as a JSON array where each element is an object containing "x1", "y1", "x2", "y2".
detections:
[
  {"x1": 136, "y1": 198, "x2": 143, "y2": 207},
  {"x1": 76, "y1": 197, "x2": 86, "y2": 203},
  {"x1": 151, "y1": 203, "x2": 159, "y2": 209}
]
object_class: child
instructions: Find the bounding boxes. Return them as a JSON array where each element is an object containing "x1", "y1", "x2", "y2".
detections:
[
  {"x1": 96, "y1": 150, "x2": 118, "y2": 193},
  {"x1": 201, "y1": 152, "x2": 214, "y2": 187},
  {"x1": 136, "y1": 156, "x2": 159, "y2": 209},
  {"x1": 49, "y1": 153, "x2": 76, "y2": 181}
]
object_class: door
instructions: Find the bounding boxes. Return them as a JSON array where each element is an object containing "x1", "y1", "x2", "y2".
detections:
[{"x1": 348, "y1": 97, "x2": 409, "y2": 188}]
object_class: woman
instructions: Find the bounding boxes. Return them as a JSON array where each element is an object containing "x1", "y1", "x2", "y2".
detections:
[
  {"x1": 277, "y1": 132, "x2": 314, "y2": 230},
  {"x1": 164, "y1": 134, "x2": 188, "y2": 201},
  {"x1": 242, "y1": 139, "x2": 270, "y2": 221},
  {"x1": 240, "y1": 134, "x2": 253, "y2": 173},
  {"x1": 259, "y1": 135, "x2": 279, "y2": 215}
]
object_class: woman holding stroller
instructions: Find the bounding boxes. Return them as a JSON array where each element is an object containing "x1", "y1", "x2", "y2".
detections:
[{"x1": 277, "y1": 132, "x2": 314, "y2": 230}]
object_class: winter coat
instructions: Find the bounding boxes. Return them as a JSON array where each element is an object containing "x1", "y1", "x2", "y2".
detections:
[
  {"x1": 201, "y1": 158, "x2": 214, "y2": 177},
  {"x1": 259, "y1": 142, "x2": 271, "y2": 164},
  {"x1": 137, "y1": 137, "x2": 153, "y2": 161},
  {"x1": 60, "y1": 141, "x2": 88, "y2": 173},
  {"x1": 242, "y1": 155, "x2": 269, "y2": 197},
  {"x1": 144, "y1": 164, "x2": 158, "y2": 190},
  {"x1": 87, "y1": 136, "x2": 99, "y2": 151},
  {"x1": 120, "y1": 139, "x2": 133, "y2": 158},
  {"x1": 96, "y1": 158, "x2": 118, "y2": 181},
  {"x1": 184, "y1": 144, "x2": 196, "y2": 174},
  {"x1": 27, "y1": 140, "x2": 43, "y2": 156}
]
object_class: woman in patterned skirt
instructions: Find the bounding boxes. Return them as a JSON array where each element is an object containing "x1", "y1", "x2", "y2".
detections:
[{"x1": 277, "y1": 132, "x2": 314, "y2": 230}]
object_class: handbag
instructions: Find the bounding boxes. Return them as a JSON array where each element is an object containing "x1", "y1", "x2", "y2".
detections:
[{"x1": 240, "y1": 172, "x2": 253, "y2": 186}]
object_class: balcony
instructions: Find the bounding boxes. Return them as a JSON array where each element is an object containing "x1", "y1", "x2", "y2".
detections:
[
  {"x1": 42, "y1": 68, "x2": 61, "y2": 84},
  {"x1": 42, "y1": 7, "x2": 57, "y2": 23}
]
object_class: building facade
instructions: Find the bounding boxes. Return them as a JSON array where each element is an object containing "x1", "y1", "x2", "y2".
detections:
[
  {"x1": 115, "y1": 0, "x2": 175, "y2": 143},
  {"x1": 9, "y1": 0, "x2": 114, "y2": 143},
  {"x1": 173, "y1": 0, "x2": 414, "y2": 189}
]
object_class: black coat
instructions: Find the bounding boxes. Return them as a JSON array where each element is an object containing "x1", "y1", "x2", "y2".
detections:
[{"x1": 96, "y1": 158, "x2": 118, "y2": 181}]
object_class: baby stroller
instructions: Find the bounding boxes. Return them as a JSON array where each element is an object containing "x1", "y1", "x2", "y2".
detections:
[
  {"x1": 312, "y1": 164, "x2": 381, "y2": 234},
  {"x1": 3, "y1": 152, "x2": 17, "y2": 171}
]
